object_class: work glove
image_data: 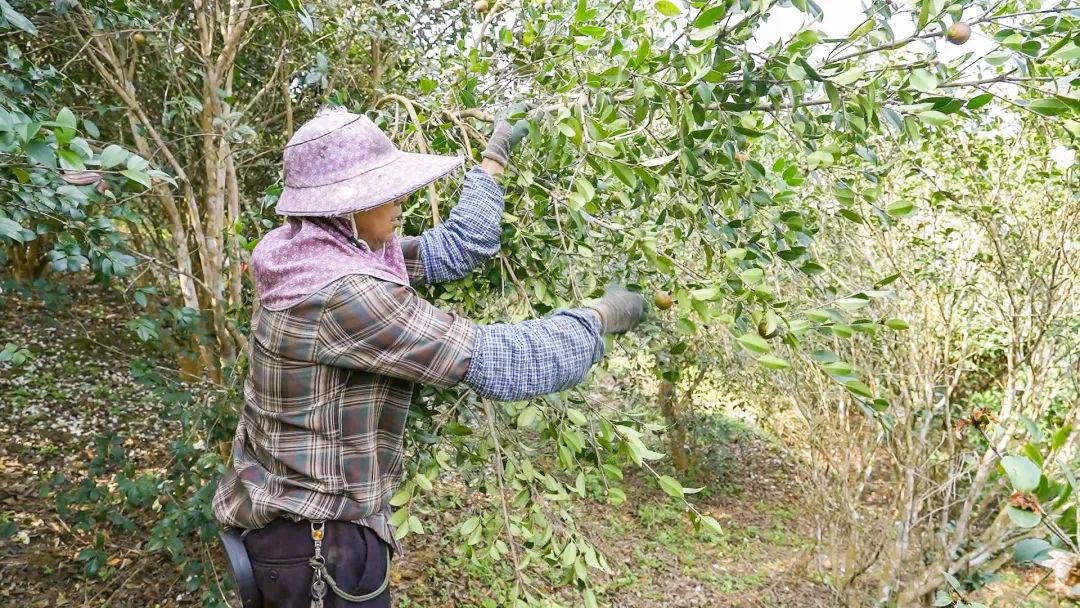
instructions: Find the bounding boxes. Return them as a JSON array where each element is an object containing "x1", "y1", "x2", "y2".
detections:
[
  {"x1": 589, "y1": 285, "x2": 648, "y2": 335},
  {"x1": 482, "y1": 103, "x2": 531, "y2": 167}
]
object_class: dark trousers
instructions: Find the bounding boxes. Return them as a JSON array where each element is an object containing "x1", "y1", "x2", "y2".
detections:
[{"x1": 243, "y1": 519, "x2": 392, "y2": 608}]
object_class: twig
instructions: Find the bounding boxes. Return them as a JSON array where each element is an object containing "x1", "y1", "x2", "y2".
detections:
[
  {"x1": 375, "y1": 93, "x2": 443, "y2": 225},
  {"x1": 482, "y1": 398, "x2": 525, "y2": 594}
]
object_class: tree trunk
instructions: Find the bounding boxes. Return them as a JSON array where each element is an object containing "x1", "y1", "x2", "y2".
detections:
[{"x1": 658, "y1": 379, "x2": 689, "y2": 473}]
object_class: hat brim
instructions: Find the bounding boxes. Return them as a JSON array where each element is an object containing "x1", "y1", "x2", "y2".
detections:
[{"x1": 276, "y1": 152, "x2": 464, "y2": 216}]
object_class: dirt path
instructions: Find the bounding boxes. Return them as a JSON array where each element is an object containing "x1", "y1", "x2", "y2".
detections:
[{"x1": 1, "y1": 278, "x2": 831, "y2": 607}]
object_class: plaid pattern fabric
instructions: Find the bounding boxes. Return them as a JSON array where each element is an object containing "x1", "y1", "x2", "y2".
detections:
[
  {"x1": 464, "y1": 310, "x2": 604, "y2": 401},
  {"x1": 213, "y1": 274, "x2": 476, "y2": 554},
  {"x1": 417, "y1": 167, "x2": 505, "y2": 284},
  {"x1": 400, "y1": 237, "x2": 426, "y2": 286}
]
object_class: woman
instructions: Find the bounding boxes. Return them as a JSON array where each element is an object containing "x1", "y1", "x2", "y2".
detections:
[{"x1": 213, "y1": 107, "x2": 647, "y2": 607}]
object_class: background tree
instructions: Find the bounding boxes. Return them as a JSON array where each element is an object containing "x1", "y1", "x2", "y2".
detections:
[{"x1": 1, "y1": 0, "x2": 1078, "y2": 606}]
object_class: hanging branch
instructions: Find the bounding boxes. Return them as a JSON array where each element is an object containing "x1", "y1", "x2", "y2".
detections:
[{"x1": 374, "y1": 93, "x2": 443, "y2": 225}]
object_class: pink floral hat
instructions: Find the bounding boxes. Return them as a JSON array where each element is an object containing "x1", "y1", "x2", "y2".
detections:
[{"x1": 276, "y1": 108, "x2": 463, "y2": 216}]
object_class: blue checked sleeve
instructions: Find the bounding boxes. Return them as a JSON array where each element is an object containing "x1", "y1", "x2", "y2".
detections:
[
  {"x1": 417, "y1": 166, "x2": 505, "y2": 284},
  {"x1": 463, "y1": 309, "x2": 605, "y2": 401}
]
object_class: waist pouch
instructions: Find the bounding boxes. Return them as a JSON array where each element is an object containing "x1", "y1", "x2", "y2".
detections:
[{"x1": 228, "y1": 519, "x2": 391, "y2": 608}]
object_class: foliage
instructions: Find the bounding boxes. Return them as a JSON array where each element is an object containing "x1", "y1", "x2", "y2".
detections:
[{"x1": 1, "y1": 0, "x2": 1078, "y2": 606}]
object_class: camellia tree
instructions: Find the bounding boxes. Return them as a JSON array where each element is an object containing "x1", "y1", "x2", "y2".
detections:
[{"x1": 1, "y1": 0, "x2": 1078, "y2": 606}]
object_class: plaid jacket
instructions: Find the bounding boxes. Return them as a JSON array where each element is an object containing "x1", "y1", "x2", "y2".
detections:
[{"x1": 213, "y1": 168, "x2": 603, "y2": 552}]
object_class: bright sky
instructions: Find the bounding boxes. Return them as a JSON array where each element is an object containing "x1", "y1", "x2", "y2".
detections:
[
  {"x1": 747, "y1": 0, "x2": 998, "y2": 62},
  {"x1": 749, "y1": 0, "x2": 1064, "y2": 67}
]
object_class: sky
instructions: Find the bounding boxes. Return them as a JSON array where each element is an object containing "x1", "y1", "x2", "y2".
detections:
[
  {"x1": 748, "y1": 0, "x2": 1067, "y2": 63},
  {"x1": 747, "y1": 0, "x2": 999, "y2": 62}
]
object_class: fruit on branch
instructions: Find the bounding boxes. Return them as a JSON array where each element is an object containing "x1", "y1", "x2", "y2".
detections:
[
  {"x1": 474, "y1": 0, "x2": 490, "y2": 13},
  {"x1": 735, "y1": 151, "x2": 750, "y2": 163},
  {"x1": 654, "y1": 291, "x2": 673, "y2": 311},
  {"x1": 946, "y1": 22, "x2": 971, "y2": 45},
  {"x1": 132, "y1": 32, "x2": 147, "y2": 45},
  {"x1": 757, "y1": 320, "x2": 782, "y2": 340}
]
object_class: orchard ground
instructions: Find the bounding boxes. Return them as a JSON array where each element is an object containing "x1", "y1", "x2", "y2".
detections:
[{"x1": 0, "y1": 276, "x2": 1061, "y2": 607}]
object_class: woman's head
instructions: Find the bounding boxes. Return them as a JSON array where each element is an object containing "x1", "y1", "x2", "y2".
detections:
[
  {"x1": 351, "y1": 195, "x2": 404, "y2": 251},
  {"x1": 276, "y1": 110, "x2": 462, "y2": 218}
]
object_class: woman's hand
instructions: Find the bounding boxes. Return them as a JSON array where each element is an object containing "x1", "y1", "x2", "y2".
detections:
[
  {"x1": 588, "y1": 285, "x2": 649, "y2": 335},
  {"x1": 482, "y1": 104, "x2": 531, "y2": 172}
]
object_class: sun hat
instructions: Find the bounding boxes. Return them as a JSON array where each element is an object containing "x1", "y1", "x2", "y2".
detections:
[{"x1": 276, "y1": 108, "x2": 463, "y2": 216}]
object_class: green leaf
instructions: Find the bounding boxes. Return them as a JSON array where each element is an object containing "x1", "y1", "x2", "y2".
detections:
[
  {"x1": 99, "y1": 144, "x2": 129, "y2": 169},
  {"x1": 121, "y1": 169, "x2": 152, "y2": 188},
  {"x1": 886, "y1": 200, "x2": 915, "y2": 217},
  {"x1": 407, "y1": 515, "x2": 424, "y2": 535},
  {"x1": 57, "y1": 148, "x2": 85, "y2": 170},
  {"x1": 916, "y1": 111, "x2": 948, "y2": 127},
  {"x1": 1012, "y1": 538, "x2": 1051, "y2": 564},
  {"x1": 607, "y1": 487, "x2": 626, "y2": 504},
  {"x1": 844, "y1": 379, "x2": 873, "y2": 398},
  {"x1": 835, "y1": 296, "x2": 869, "y2": 310},
  {"x1": 967, "y1": 93, "x2": 994, "y2": 110},
  {"x1": 413, "y1": 472, "x2": 433, "y2": 492},
  {"x1": 0, "y1": 217, "x2": 27, "y2": 242},
  {"x1": 654, "y1": 0, "x2": 681, "y2": 16},
  {"x1": 1051, "y1": 426, "x2": 1072, "y2": 452},
  {"x1": 693, "y1": 6, "x2": 726, "y2": 28},
  {"x1": 884, "y1": 319, "x2": 910, "y2": 330},
  {"x1": 517, "y1": 406, "x2": 538, "y2": 428},
  {"x1": 640, "y1": 151, "x2": 679, "y2": 167},
  {"x1": 1001, "y1": 455, "x2": 1041, "y2": 491},
  {"x1": 56, "y1": 107, "x2": 77, "y2": 131},
  {"x1": 757, "y1": 355, "x2": 791, "y2": 370},
  {"x1": 566, "y1": 408, "x2": 587, "y2": 426},
  {"x1": 460, "y1": 516, "x2": 481, "y2": 538},
  {"x1": 832, "y1": 66, "x2": 864, "y2": 86},
  {"x1": 658, "y1": 475, "x2": 684, "y2": 498},
  {"x1": 389, "y1": 506, "x2": 409, "y2": 528},
  {"x1": 739, "y1": 268, "x2": 764, "y2": 284},
  {"x1": 389, "y1": 487, "x2": 412, "y2": 507},
  {"x1": 691, "y1": 287, "x2": 719, "y2": 301},
  {"x1": 610, "y1": 162, "x2": 638, "y2": 188},
  {"x1": 820, "y1": 360, "x2": 853, "y2": 376},
  {"x1": 910, "y1": 69, "x2": 938, "y2": 94},
  {"x1": 1005, "y1": 505, "x2": 1041, "y2": 528},
  {"x1": 736, "y1": 333, "x2": 769, "y2": 354},
  {"x1": 0, "y1": 0, "x2": 37, "y2": 36},
  {"x1": 932, "y1": 590, "x2": 953, "y2": 607},
  {"x1": 1025, "y1": 98, "x2": 1070, "y2": 116},
  {"x1": 699, "y1": 515, "x2": 722, "y2": 535},
  {"x1": 126, "y1": 154, "x2": 150, "y2": 171},
  {"x1": 807, "y1": 150, "x2": 833, "y2": 168}
]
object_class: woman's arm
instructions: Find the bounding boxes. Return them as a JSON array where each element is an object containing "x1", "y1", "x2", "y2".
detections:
[
  {"x1": 402, "y1": 111, "x2": 522, "y2": 286},
  {"x1": 413, "y1": 166, "x2": 506, "y2": 284},
  {"x1": 315, "y1": 277, "x2": 645, "y2": 401}
]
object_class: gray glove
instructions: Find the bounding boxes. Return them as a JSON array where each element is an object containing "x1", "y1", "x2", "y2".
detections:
[
  {"x1": 589, "y1": 285, "x2": 648, "y2": 335},
  {"x1": 482, "y1": 104, "x2": 531, "y2": 166}
]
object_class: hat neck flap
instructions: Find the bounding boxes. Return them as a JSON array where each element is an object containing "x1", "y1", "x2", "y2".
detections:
[{"x1": 252, "y1": 216, "x2": 410, "y2": 311}]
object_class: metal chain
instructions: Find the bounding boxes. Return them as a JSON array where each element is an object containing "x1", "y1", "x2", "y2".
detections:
[
  {"x1": 307, "y1": 520, "x2": 391, "y2": 606},
  {"x1": 309, "y1": 521, "x2": 327, "y2": 608}
]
